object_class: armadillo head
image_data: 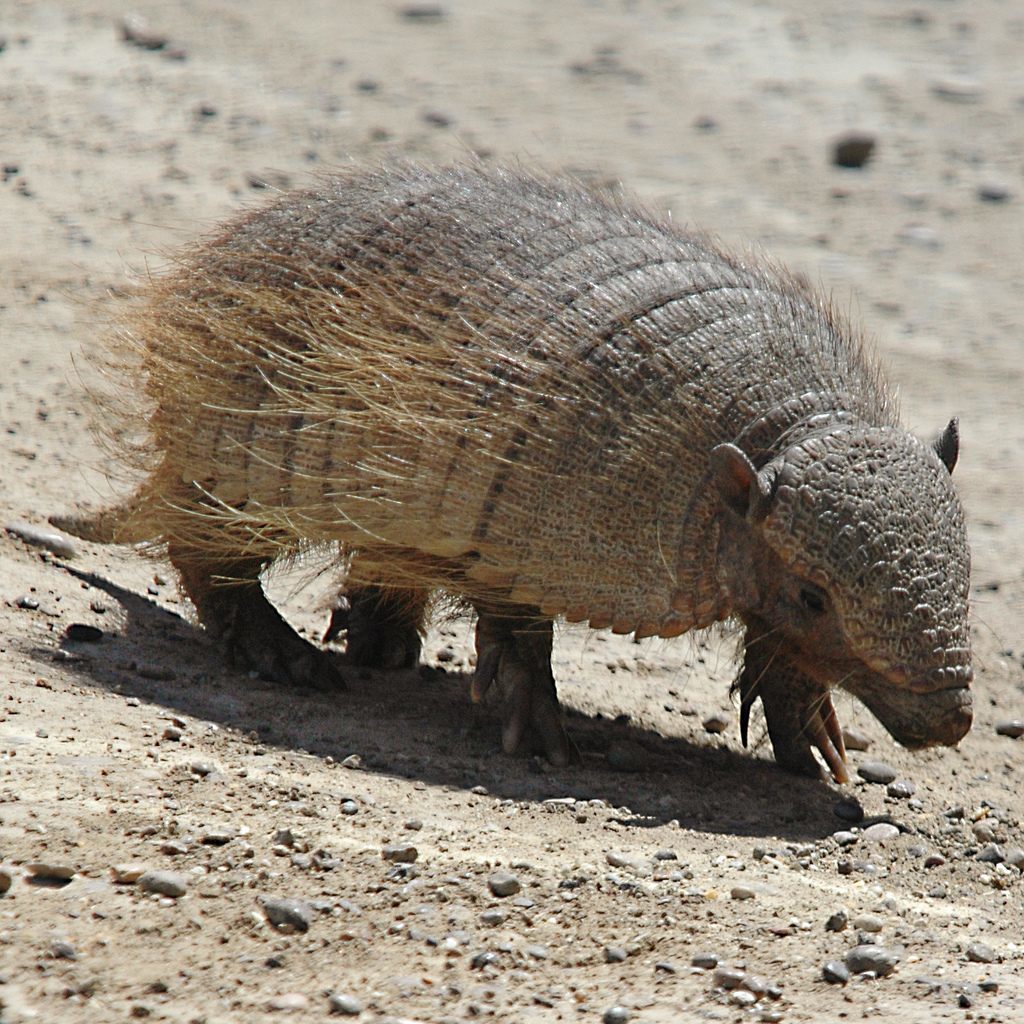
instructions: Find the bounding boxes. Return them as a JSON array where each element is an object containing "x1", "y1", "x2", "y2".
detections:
[{"x1": 713, "y1": 419, "x2": 972, "y2": 761}]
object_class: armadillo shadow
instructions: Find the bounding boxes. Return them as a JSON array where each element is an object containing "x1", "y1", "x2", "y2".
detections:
[{"x1": 51, "y1": 564, "x2": 851, "y2": 842}]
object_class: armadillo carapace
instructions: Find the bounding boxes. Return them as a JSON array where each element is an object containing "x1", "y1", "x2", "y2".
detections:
[{"x1": 66, "y1": 164, "x2": 973, "y2": 781}]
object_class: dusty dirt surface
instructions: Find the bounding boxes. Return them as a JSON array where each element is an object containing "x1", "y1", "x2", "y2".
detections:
[{"x1": 2, "y1": 2, "x2": 1023, "y2": 1022}]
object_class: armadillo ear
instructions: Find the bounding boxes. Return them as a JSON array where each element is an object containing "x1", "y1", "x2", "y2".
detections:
[
  {"x1": 711, "y1": 444, "x2": 772, "y2": 519},
  {"x1": 933, "y1": 418, "x2": 959, "y2": 474}
]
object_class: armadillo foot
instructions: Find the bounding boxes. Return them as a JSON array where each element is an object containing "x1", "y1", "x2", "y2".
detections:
[
  {"x1": 324, "y1": 585, "x2": 425, "y2": 669},
  {"x1": 172, "y1": 551, "x2": 345, "y2": 691},
  {"x1": 471, "y1": 607, "x2": 579, "y2": 767},
  {"x1": 738, "y1": 627, "x2": 848, "y2": 784}
]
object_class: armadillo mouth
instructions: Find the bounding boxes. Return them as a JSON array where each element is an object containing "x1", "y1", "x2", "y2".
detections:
[{"x1": 841, "y1": 672, "x2": 973, "y2": 749}]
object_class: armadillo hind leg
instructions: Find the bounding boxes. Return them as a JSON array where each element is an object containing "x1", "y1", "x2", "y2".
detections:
[
  {"x1": 470, "y1": 606, "x2": 580, "y2": 768},
  {"x1": 738, "y1": 620, "x2": 849, "y2": 784},
  {"x1": 170, "y1": 545, "x2": 345, "y2": 691},
  {"x1": 323, "y1": 585, "x2": 428, "y2": 670}
]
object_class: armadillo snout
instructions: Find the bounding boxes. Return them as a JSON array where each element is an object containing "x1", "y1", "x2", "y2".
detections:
[{"x1": 843, "y1": 672, "x2": 972, "y2": 749}]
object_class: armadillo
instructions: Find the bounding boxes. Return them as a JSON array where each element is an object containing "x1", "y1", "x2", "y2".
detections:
[{"x1": 59, "y1": 164, "x2": 973, "y2": 782}]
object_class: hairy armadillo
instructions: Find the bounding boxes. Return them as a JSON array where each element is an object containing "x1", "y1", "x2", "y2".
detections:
[{"x1": 61, "y1": 164, "x2": 973, "y2": 782}]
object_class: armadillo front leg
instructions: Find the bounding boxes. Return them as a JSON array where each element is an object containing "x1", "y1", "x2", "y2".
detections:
[
  {"x1": 170, "y1": 546, "x2": 344, "y2": 690},
  {"x1": 470, "y1": 606, "x2": 579, "y2": 767},
  {"x1": 738, "y1": 619, "x2": 849, "y2": 784}
]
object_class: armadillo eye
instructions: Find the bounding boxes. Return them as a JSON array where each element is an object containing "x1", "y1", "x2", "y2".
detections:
[{"x1": 799, "y1": 584, "x2": 827, "y2": 614}]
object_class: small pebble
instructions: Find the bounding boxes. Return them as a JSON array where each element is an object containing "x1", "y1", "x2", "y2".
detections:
[
  {"x1": 15, "y1": 595, "x2": 40, "y2": 610},
  {"x1": 340, "y1": 800, "x2": 358, "y2": 816},
  {"x1": 729, "y1": 990, "x2": 756, "y2": 1007},
  {"x1": 1002, "y1": 847, "x2": 1024, "y2": 869},
  {"x1": 405, "y1": 819, "x2": 423, "y2": 831},
  {"x1": 833, "y1": 830, "x2": 858, "y2": 847},
  {"x1": 260, "y1": 897, "x2": 313, "y2": 933},
  {"x1": 834, "y1": 798, "x2": 864, "y2": 823},
  {"x1": 267, "y1": 993, "x2": 309, "y2": 1012},
  {"x1": 923, "y1": 853, "x2": 946, "y2": 868},
  {"x1": 844, "y1": 944, "x2": 899, "y2": 976},
  {"x1": 995, "y1": 720, "x2": 1024, "y2": 739},
  {"x1": 702, "y1": 713, "x2": 729, "y2": 734},
  {"x1": 5, "y1": 520, "x2": 76, "y2": 558},
  {"x1": 965, "y1": 942, "x2": 996, "y2": 964},
  {"x1": 730, "y1": 885, "x2": 756, "y2": 900},
  {"x1": 852, "y1": 913, "x2": 883, "y2": 933},
  {"x1": 861, "y1": 822, "x2": 900, "y2": 843},
  {"x1": 930, "y1": 76, "x2": 984, "y2": 102},
  {"x1": 51, "y1": 940, "x2": 77, "y2": 960},
  {"x1": 857, "y1": 761, "x2": 897, "y2": 785},
  {"x1": 382, "y1": 844, "x2": 418, "y2": 863},
  {"x1": 691, "y1": 951, "x2": 719, "y2": 969},
  {"x1": 977, "y1": 182, "x2": 1012, "y2": 203},
  {"x1": 479, "y1": 909, "x2": 506, "y2": 927},
  {"x1": 65, "y1": 622, "x2": 103, "y2": 642},
  {"x1": 825, "y1": 910, "x2": 848, "y2": 932},
  {"x1": 328, "y1": 992, "x2": 364, "y2": 1015},
  {"x1": 190, "y1": 761, "x2": 215, "y2": 776},
  {"x1": 654, "y1": 961, "x2": 677, "y2": 974},
  {"x1": 822, "y1": 960, "x2": 850, "y2": 984},
  {"x1": 0, "y1": 867, "x2": 12, "y2": 894},
  {"x1": 604, "y1": 945, "x2": 628, "y2": 963},
  {"x1": 832, "y1": 131, "x2": 875, "y2": 169},
  {"x1": 487, "y1": 871, "x2": 521, "y2": 897},
  {"x1": 713, "y1": 965, "x2": 746, "y2": 990},
  {"x1": 605, "y1": 851, "x2": 647, "y2": 875},
  {"x1": 602, "y1": 1007, "x2": 630, "y2": 1024},
  {"x1": 111, "y1": 863, "x2": 147, "y2": 883},
  {"x1": 341, "y1": 754, "x2": 363, "y2": 769},
  {"x1": 26, "y1": 862, "x2": 76, "y2": 882},
  {"x1": 138, "y1": 871, "x2": 187, "y2": 898},
  {"x1": 976, "y1": 844, "x2": 1004, "y2": 864},
  {"x1": 886, "y1": 780, "x2": 915, "y2": 799},
  {"x1": 841, "y1": 726, "x2": 872, "y2": 751},
  {"x1": 162, "y1": 726, "x2": 183, "y2": 742}
]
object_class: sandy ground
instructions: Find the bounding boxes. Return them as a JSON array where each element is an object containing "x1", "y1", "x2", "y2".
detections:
[{"x1": 2, "y1": 1, "x2": 1023, "y2": 1021}]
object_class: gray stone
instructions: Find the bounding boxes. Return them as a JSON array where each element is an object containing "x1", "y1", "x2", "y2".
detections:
[
  {"x1": 381, "y1": 844, "x2": 418, "y2": 863},
  {"x1": 966, "y1": 942, "x2": 996, "y2": 964},
  {"x1": 138, "y1": 871, "x2": 188, "y2": 898},
  {"x1": 603, "y1": 1008, "x2": 630, "y2": 1024},
  {"x1": 995, "y1": 720, "x2": 1024, "y2": 738},
  {"x1": 487, "y1": 871, "x2": 521, "y2": 897},
  {"x1": 26, "y1": 862, "x2": 76, "y2": 882},
  {"x1": 857, "y1": 761, "x2": 897, "y2": 785},
  {"x1": 861, "y1": 822, "x2": 900, "y2": 843},
  {"x1": 604, "y1": 946, "x2": 628, "y2": 963},
  {"x1": 844, "y1": 944, "x2": 899, "y2": 976},
  {"x1": 691, "y1": 951, "x2": 719, "y2": 969},
  {"x1": 328, "y1": 992, "x2": 364, "y2": 1015},
  {"x1": 822, "y1": 960, "x2": 850, "y2": 984},
  {"x1": 259, "y1": 897, "x2": 313, "y2": 933},
  {"x1": 886, "y1": 780, "x2": 916, "y2": 799}
]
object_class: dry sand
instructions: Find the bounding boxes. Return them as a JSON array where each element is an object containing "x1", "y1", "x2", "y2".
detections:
[{"x1": 1, "y1": 2, "x2": 1022, "y2": 1021}]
